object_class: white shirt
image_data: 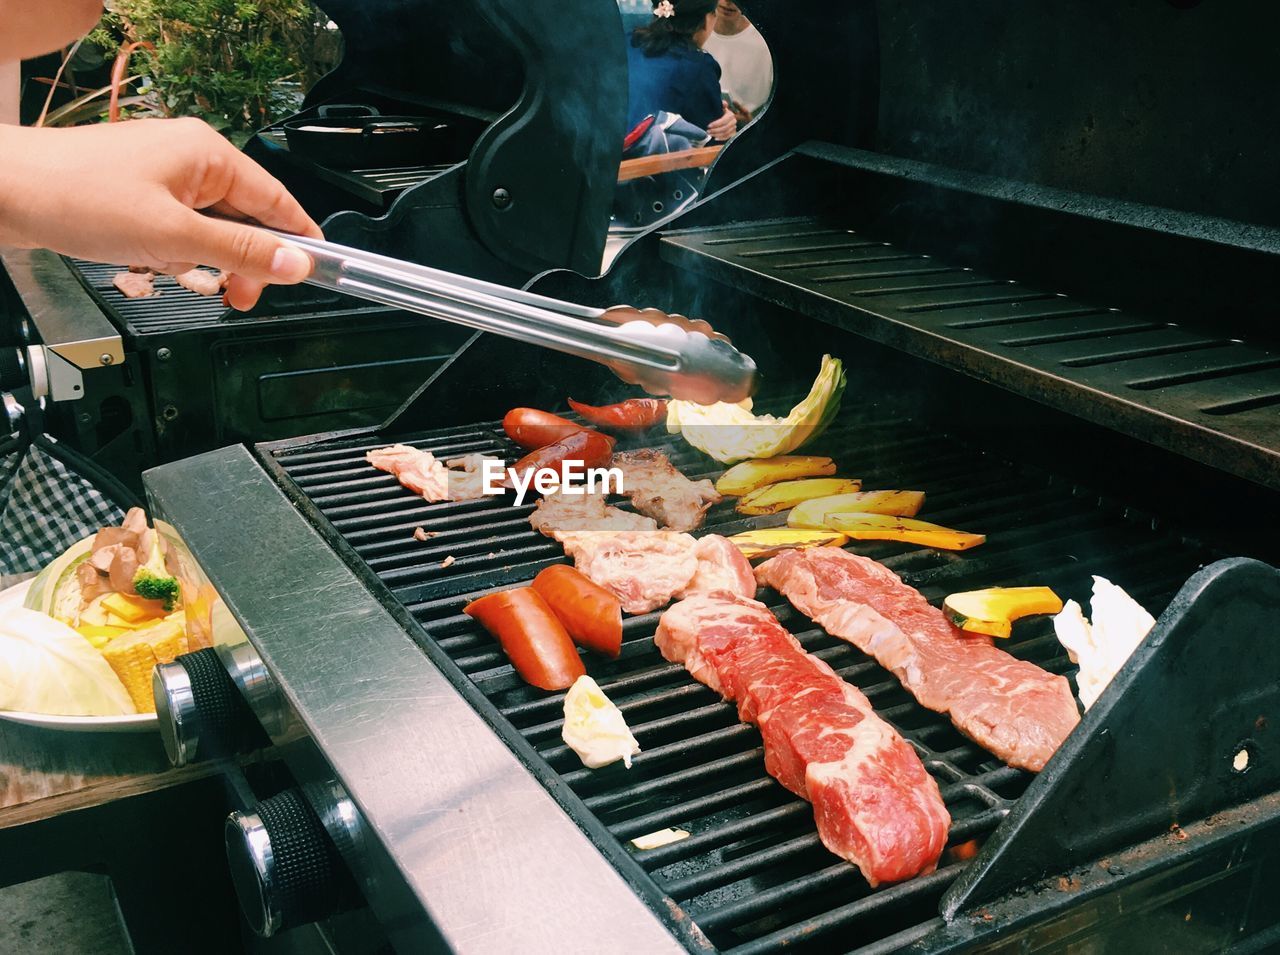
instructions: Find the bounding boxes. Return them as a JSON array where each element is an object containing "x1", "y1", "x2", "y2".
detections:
[{"x1": 702, "y1": 23, "x2": 774, "y2": 117}]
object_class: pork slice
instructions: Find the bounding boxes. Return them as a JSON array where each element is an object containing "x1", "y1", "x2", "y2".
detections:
[
  {"x1": 175, "y1": 268, "x2": 227, "y2": 296},
  {"x1": 614, "y1": 449, "x2": 720, "y2": 532},
  {"x1": 678, "y1": 535, "x2": 756, "y2": 601},
  {"x1": 656, "y1": 593, "x2": 950, "y2": 885},
  {"x1": 112, "y1": 271, "x2": 158, "y2": 298},
  {"x1": 756, "y1": 547, "x2": 1080, "y2": 772},
  {"x1": 560, "y1": 530, "x2": 698, "y2": 614}
]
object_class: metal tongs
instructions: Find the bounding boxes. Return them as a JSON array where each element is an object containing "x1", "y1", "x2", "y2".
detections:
[{"x1": 270, "y1": 232, "x2": 757, "y2": 404}]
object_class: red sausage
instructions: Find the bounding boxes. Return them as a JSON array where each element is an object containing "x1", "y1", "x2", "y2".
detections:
[
  {"x1": 532, "y1": 564, "x2": 624, "y2": 658},
  {"x1": 505, "y1": 429, "x2": 615, "y2": 488},
  {"x1": 464, "y1": 588, "x2": 585, "y2": 691},
  {"x1": 567, "y1": 398, "x2": 668, "y2": 432},
  {"x1": 503, "y1": 408, "x2": 583, "y2": 450}
]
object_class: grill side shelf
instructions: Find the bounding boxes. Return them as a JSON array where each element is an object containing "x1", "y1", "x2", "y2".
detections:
[
  {"x1": 658, "y1": 220, "x2": 1280, "y2": 493},
  {"x1": 942, "y1": 556, "x2": 1280, "y2": 918}
]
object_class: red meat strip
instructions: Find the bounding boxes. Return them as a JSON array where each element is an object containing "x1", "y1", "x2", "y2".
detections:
[
  {"x1": 755, "y1": 547, "x2": 1079, "y2": 772},
  {"x1": 656, "y1": 592, "x2": 950, "y2": 885}
]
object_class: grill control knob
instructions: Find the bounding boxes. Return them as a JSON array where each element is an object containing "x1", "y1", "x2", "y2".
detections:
[
  {"x1": 153, "y1": 646, "x2": 272, "y2": 767},
  {"x1": 225, "y1": 784, "x2": 361, "y2": 938}
]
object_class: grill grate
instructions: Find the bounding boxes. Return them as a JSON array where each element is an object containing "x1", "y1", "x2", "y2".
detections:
[
  {"x1": 265, "y1": 406, "x2": 1210, "y2": 953},
  {"x1": 69, "y1": 260, "x2": 230, "y2": 335},
  {"x1": 257, "y1": 130, "x2": 457, "y2": 206},
  {"x1": 660, "y1": 218, "x2": 1280, "y2": 493}
]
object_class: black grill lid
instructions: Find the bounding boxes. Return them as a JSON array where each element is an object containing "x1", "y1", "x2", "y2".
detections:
[{"x1": 257, "y1": 0, "x2": 628, "y2": 280}]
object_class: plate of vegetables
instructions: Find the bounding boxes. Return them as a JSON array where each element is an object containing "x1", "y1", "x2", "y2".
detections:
[{"x1": 0, "y1": 508, "x2": 220, "y2": 732}]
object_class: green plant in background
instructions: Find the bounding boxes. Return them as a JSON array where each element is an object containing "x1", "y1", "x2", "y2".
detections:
[{"x1": 87, "y1": 0, "x2": 337, "y2": 142}]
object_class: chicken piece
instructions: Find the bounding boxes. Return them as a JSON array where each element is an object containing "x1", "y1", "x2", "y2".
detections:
[
  {"x1": 614, "y1": 450, "x2": 720, "y2": 532},
  {"x1": 445, "y1": 453, "x2": 504, "y2": 501},
  {"x1": 560, "y1": 530, "x2": 699, "y2": 614},
  {"x1": 529, "y1": 492, "x2": 657, "y2": 541},
  {"x1": 366, "y1": 444, "x2": 452, "y2": 502},
  {"x1": 445, "y1": 453, "x2": 503, "y2": 472},
  {"x1": 365, "y1": 444, "x2": 422, "y2": 472},
  {"x1": 175, "y1": 268, "x2": 227, "y2": 296},
  {"x1": 113, "y1": 271, "x2": 158, "y2": 298},
  {"x1": 447, "y1": 471, "x2": 490, "y2": 501}
]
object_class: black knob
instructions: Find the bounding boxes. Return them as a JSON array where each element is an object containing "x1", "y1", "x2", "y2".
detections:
[
  {"x1": 153, "y1": 648, "x2": 269, "y2": 767},
  {"x1": 225, "y1": 787, "x2": 360, "y2": 937}
]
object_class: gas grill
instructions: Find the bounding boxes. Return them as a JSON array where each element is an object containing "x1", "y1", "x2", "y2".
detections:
[{"x1": 140, "y1": 1, "x2": 1280, "y2": 951}]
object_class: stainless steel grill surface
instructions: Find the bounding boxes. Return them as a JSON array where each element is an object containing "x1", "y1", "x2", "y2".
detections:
[
  {"x1": 661, "y1": 216, "x2": 1280, "y2": 492},
  {"x1": 69, "y1": 259, "x2": 230, "y2": 334},
  {"x1": 261, "y1": 405, "x2": 1211, "y2": 953}
]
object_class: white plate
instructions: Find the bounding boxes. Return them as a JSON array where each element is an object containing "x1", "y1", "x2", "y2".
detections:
[{"x1": 0, "y1": 578, "x2": 160, "y2": 733}]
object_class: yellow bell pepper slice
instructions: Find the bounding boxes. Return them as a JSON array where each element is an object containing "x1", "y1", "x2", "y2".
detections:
[
  {"x1": 825, "y1": 512, "x2": 986, "y2": 551},
  {"x1": 715, "y1": 456, "x2": 837, "y2": 496},
  {"x1": 727, "y1": 528, "x2": 848, "y2": 560},
  {"x1": 943, "y1": 587, "x2": 1064, "y2": 638},
  {"x1": 788, "y1": 490, "x2": 926, "y2": 528},
  {"x1": 736, "y1": 478, "x2": 863, "y2": 516}
]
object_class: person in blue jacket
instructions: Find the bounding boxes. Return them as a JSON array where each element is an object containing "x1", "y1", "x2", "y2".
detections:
[{"x1": 626, "y1": 0, "x2": 737, "y2": 142}]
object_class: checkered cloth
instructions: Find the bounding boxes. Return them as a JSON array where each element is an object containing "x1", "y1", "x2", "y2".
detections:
[{"x1": 0, "y1": 441, "x2": 125, "y2": 577}]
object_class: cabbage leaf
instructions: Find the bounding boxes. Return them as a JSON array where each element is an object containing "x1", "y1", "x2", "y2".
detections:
[{"x1": 1, "y1": 609, "x2": 136, "y2": 716}]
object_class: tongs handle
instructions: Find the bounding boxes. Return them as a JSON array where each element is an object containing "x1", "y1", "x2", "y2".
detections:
[{"x1": 268, "y1": 231, "x2": 756, "y2": 403}]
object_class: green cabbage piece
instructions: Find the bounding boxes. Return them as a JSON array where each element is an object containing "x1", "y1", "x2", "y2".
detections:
[
  {"x1": 667, "y1": 355, "x2": 847, "y2": 464},
  {"x1": 0, "y1": 609, "x2": 135, "y2": 716},
  {"x1": 24, "y1": 536, "x2": 94, "y2": 624}
]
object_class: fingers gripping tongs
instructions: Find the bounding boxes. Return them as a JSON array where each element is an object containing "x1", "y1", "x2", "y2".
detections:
[{"x1": 270, "y1": 232, "x2": 757, "y2": 404}]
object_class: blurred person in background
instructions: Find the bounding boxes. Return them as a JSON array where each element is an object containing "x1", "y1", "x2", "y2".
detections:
[
  {"x1": 626, "y1": 0, "x2": 736, "y2": 143},
  {"x1": 0, "y1": 0, "x2": 319, "y2": 311},
  {"x1": 703, "y1": 0, "x2": 773, "y2": 126}
]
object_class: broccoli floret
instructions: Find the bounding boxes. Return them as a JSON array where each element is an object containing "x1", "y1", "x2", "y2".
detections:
[{"x1": 134, "y1": 568, "x2": 180, "y2": 611}]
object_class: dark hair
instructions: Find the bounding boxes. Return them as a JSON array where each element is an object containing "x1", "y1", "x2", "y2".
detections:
[{"x1": 631, "y1": 0, "x2": 718, "y2": 57}]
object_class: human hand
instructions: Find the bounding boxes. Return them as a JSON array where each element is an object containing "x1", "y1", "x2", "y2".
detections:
[
  {"x1": 707, "y1": 108, "x2": 737, "y2": 142},
  {"x1": 730, "y1": 103, "x2": 752, "y2": 126},
  {"x1": 0, "y1": 118, "x2": 321, "y2": 310}
]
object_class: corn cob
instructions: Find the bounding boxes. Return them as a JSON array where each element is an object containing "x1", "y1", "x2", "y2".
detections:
[{"x1": 101, "y1": 619, "x2": 188, "y2": 713}]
